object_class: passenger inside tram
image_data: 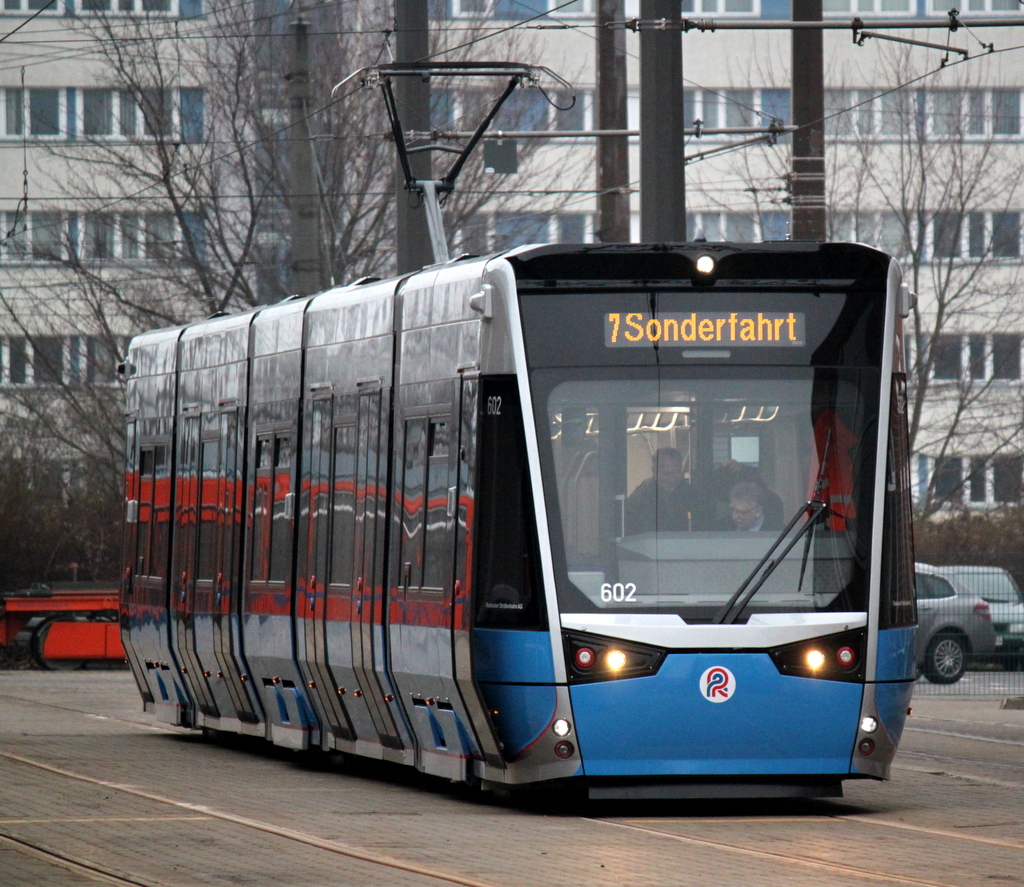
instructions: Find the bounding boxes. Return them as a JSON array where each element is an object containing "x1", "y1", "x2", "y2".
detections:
[
  {"x1": 624, "y1": 447, "x2": 696, "y2": 535},
  {"x1": 545, "y1": 374, "x2": 872, "y2": 616}
]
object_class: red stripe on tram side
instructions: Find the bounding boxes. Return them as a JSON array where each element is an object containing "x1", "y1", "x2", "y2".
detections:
[{"x1": 245, "y1": 587, "x2": 293, "y2": 616}]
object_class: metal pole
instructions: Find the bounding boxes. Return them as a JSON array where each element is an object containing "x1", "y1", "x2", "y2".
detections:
[
  {"x1": 639, "y1": 0, "x2": 686, "y2": 242},
  {"x1": 597, "y1": 0, "x2": 630, "y2": 243},
  {"x1": 287, "y1": 15, "x2": 322, "y2": 295},
  {"x1": 791, "y1": 0, "x2": 826, "y2": 240},
  {"x1": 395, "y1": 0, "x2": 434, "y2": 273}
]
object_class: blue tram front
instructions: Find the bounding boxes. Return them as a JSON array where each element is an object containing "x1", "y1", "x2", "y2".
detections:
[{"x1": 121, "y1": 242, "x2": 916, "y2": 798}]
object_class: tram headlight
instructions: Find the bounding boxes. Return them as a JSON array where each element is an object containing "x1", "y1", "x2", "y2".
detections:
[
  {"x1": 860, "y1": 716, "x2": 878, "y2": 734},
  {"x1": 552, "y1": 718, "x2": 572, "y2": 737},
  {"x1": 695, "y1": 255, "x2": 715, "y2": 274},
  {"x1": 563, "y1": 630, "x2": 666, "y2": 683},
  {"x1": 768, "y1": 628, "x2": 866, "y2": 683},
  {"x1": 606, "y1": 650, "x2": 627, "y2": 671}
]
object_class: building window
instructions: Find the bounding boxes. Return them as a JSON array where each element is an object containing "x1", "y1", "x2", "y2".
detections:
[
  {"x1": 450, "y1": 0, "x2": 597, "y2": 14},
  {"x1": 31, "y1": 212, "x2": 64, "y2": 261},
  {"x1": 458, "y1": 214, "x2": 488, "y2": 255},
  {"x1": 993, "y1": 455, "x2": 1023, "y2": 503},
  {"x1": 83, "y1": 89, "x2": 113, "y2": 136},
  {"x1": 992, "y1": 333, "x2": 1021, "y2": 380},
  {"x1": 825, "y1": 0, "x2": 910, "y2": 12},
  {"x1": 83, "y1": 214, "x2": 116, "y2": 260},
  {"x1": 933, "y1": 456, "x2": 963, "y2": 503},
  {"x1": 761, "y1": 210, "x2": 789, "y2": 241},
  {"x1": 992, "y1": 212, "x2": 1021, "y2": 258},
  {"x1": 557, "y1": 212, "x2": 586, "y2": 242},
  {"x1": 825, "y1": 89, "x2": 876, "y2": 139},
  {"x1": 78, "y1": 0, "x2": 182, "y2": 11},
  {"x1": 931, "y1": 334, "x2": 962, "y2": 380},
  {"x1": 3, "y1": 211, "x2": 29, "y2": 260},
  {"x1": 494, "y1": 212, "x2": 550, "y2": 249},
  {"x1": 8, "y1": 337, "x2": 28, "y2": 385},
  {"x1": 936, "y1": 0, "x2": 1022, "y2": 13},
  {"x1": 141, "y1": 89, "x2": 173, "y2": 138},
  {"x1": 144, "y1": 213, "x2": 176, "y2": 259},
  {"x1": 969, "y1": 334, "x2": 987, "y2": 380},
  {"x1": 1, "y1": 0, "x2": 60, "y2": 12},
  {"x1": 680, "y1": 0, "x2": 757, "y2": 13},
  {"x1": 992, "y1": 89, "x2": 1021, "y2": 135},
  {"x1": 968, "y1": 457, "x2": 988, "y2": 502},
  {"x1": 5, "y1": 89, "x2": 23, "y2": 136},
  {"x1": 179, "y1": 88, "x2": 204, "y2": 143},
  {"x1": 29, "y1": 88, "x2": 60, "y2": 136},
  {"x1": 119, "y1": 91, "x2": 136, "y2": 137},
  {"x1": 121, "y1": 214, "x2": 140, "y2": 259},
  {"x1": 33, "y1": 337, "x2": 64, "y2": 385},
  {"x1": 932, "y1": 212, "x2": 962, "y2": 259},
  {"x1": 495, "y1": 88, "x2": 548, "y2": 131},
  {"x1": 87, "y1": 336, "x2": 118, "y2": 384}
]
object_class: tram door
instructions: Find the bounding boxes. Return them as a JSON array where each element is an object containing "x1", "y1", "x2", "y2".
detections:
[
  {"x1": 207, "y1": 411, "x2": 260, "y2": 723},
  {"x1": 389, "y1": 380, "x2": 485, "y2": 772},
  {"x1": 172, "y1": 413, "x2": 219, "y2": 718},
  {"x1": 298, "y1": 396, "x2": 354, "y2": 741},
  {"x1": 351, "y1": 389, "x2": 404, "y2": 748},
  {"x1": 121, "y1": 421, "x2": 154, "y2": 705}
]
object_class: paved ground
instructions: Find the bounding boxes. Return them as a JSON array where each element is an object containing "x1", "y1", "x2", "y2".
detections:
[{"x1": 0, "y1": 670, "x2": 1022, "y2": 887}]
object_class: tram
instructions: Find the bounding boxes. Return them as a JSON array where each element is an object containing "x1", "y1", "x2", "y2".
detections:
[{"x1": 120, "y1": 241, "x2": 917, "y2": 799}]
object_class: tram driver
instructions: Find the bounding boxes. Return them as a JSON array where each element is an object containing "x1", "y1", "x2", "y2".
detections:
[
  {"x1": 624, "y1": 447, "x2": 695, "y2": 534},
  {"x1": 722, "y1": 481, "x2": 782, "y2": 532}
]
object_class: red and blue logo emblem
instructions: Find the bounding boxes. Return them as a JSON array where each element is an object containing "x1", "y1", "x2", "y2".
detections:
[{"x1": 700, "y1": 666, "x2": 735, "y2": 702}]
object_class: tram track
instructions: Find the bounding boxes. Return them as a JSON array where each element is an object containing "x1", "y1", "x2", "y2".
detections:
[
  {"x1": 3, "y1": 744, "x2": 1023, "y2": 887},
  {"x1": 2, "y1": 683, "x2": 1023, "y2": 887},
  {"x1": 0, "y1": 749, "x2": 502, "y2": 887},
  {"x1": 590, "y1": 813, "x2": 1024, "y2": 887},
  {"x1": 0, "y1": 831, "x2": 165, "y2": 887}
]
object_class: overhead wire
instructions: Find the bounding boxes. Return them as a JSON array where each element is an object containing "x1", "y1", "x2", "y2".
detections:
[{"x1": 1, "y1": 7, "x2": 1023, "y2": 246}]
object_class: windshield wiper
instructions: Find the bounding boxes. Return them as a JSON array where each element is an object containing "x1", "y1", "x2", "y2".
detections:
[
  {"x1": 712, "y1": 500, "x2": 829, "y2": 625},
  {"x1": 713, "y1": 430, "x2": 833, "y2": 626}
]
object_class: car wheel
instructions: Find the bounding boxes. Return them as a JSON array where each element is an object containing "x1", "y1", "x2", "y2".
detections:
[{"x1": 923, "y1": 633, "x2": 967, "y2": 684}]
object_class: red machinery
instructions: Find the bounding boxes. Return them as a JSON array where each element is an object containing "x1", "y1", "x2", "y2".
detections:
[{"x1": 0, "y1": 583, "x2": 124, "y2": 669}]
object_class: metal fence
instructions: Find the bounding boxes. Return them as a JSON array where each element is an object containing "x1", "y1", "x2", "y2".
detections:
[{"x1": 913, "y1": 562, "x2": 1024, "y2": 696}]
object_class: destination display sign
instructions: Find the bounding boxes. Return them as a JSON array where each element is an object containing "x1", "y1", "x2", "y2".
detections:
[{"x1": 605, "y1": 311, "x2": 806, "y2": 348}]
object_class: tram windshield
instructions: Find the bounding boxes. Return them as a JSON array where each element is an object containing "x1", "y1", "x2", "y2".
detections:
[
  {"x1": 536, "y1": 368, "x2": 877, "y2": 621},
  {"x1": 520, "y1": 283, "x2": 886, "y2": 623}
]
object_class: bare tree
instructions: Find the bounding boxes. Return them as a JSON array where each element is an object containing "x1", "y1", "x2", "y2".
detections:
[
  {"x1": 823, "y1": 47, "x2": 1024, "y2": 516},
  {"x1": 0, "y1": 3, "x2": 590, "y2": 581},
  {"x1": 715, "y1": 45, "x2": 1024, "y2": 517}
]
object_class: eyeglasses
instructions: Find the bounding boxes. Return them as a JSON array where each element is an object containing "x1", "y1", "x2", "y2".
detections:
[{"x1": 730, "y1": 504, "x2": 762, "y2": 517}]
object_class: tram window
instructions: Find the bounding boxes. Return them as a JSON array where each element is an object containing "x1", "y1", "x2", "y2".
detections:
[
  {"x1": 329, "y1": 424, "x2": 356, "y2": 587},
  {"x1": 423, "y1": 419, "x2": 451, "y2": 590},
  {"x1": 137, "y1": 447, "x2": 154, "y2": 577},
  {"x1": 400, "y1": 418, "x2": 427, "y2": 590},
  {"x1": 880, "y1": 375, "x2": 917, "y2": 629},
  {"x1": 197, "y1": 441, "x2": 218, "y2": 581},
  {"x1": 475, "y1": 378, "x2": 545, "y2": 628},
  {"x1": 149, "y1": 445, "x2": 170, "y2": 580},
  {"x1": 269, "y1": 435, "x2": 292, "y2": 582},
  {"x1": 251, "y1": 435, "x2": 273, "y2": 581},
  {"x1": 539, "y1": 370, "x2": 875, "y2": 619},
  {"x1": 136, "y1": 444, "x2": 170, "y2": 580}
]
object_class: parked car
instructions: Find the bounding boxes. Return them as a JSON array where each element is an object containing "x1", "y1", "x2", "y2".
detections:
[
  {"x1": 931, "y1": 566, "x2": 1024, "y2": 671},
  {"x1": 914, "y1": 563, "x2": 998, "y2": 684}
]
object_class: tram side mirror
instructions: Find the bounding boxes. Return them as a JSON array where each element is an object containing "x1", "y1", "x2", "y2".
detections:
[
  {"x1": 898, "y1": 283, "x2": 917, "y2": 318},
  {"x1": 469, "y1": 284, "x2": 493, "y2": 319}
]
